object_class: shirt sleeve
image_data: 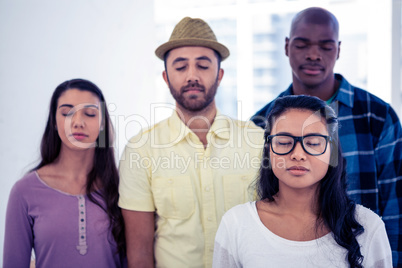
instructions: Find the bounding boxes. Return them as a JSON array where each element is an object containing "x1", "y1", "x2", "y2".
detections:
[
  {"x1": 212, "y1": 213, "x2": 241, "y2": 268},
  {"x1": 3, "y1": 181, "x2": 34, "y2": 267},
  {"x1": 363, "y1": 219, "x2": 393, "y2": 268},
  {"x1": 375, "y1": 106, "x2": 402, "y2": 267},
  {"x1": 118, "y1": 142, "x2": 155, "y2": 212}
]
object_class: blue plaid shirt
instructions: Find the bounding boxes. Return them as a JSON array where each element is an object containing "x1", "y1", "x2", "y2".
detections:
[{"x1": 252, "y1": 74, "x2": 402, "y2": 267}]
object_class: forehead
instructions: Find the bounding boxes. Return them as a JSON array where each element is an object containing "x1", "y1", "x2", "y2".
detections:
[
  {"x1": 272, "y1": 109, "x2": 328, "y2": 134},
  {"x1": 291, "y1": 21, "x2": 338, "y2": 42},
  {"x1": 166, "y1": 46, "x2": 218, "y2": 63},
  {"x1": 58, "y1": 89, "x2": 100, "y2": 106}
]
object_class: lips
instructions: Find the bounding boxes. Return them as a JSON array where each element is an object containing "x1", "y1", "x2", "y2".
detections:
[
  {"x1": 184, "y1": 88, "x2": 203, "y2": 93},
  {"x1": 300, "y1": 64, "x2": 324, "y2": 75},
  {"x1": 183, "y1": 87, "x2": 204, "y2": 93},
  {"x1": 71, "y1": 133, "x2": 88, "y2": 140},
  {"x1": 182, "y1": 83, "x2": 205, "y2": 93},
  {"x1": 288, "y1": 166, "x2": 308, "y2": 171},
  {"x1": 287, "y1": 166, "x2": 309, "y2": 176}
]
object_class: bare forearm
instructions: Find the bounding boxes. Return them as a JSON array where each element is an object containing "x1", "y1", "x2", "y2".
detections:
[
  {"x1": 127, "y1": 250, "x2": 154, "y2": 268},
  {"x1": 123, "y1": 209, "x2": 155, "y2": 268}
]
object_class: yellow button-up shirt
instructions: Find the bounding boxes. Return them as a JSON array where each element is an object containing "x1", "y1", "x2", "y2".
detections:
[{"x1": 119, "y1": 111, "x2": 264, "y2": 268}]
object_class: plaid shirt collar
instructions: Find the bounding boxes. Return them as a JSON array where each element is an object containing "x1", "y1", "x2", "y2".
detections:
[{"x1": 285, "y1": 74, "x2": 355, "y2": 108}]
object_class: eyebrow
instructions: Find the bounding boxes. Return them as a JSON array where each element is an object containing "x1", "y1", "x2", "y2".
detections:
[
  {"x1": 58, "y1": 104, "x2": 99, "y2": 109},
  {"x1": 275, "y1": 132, "x2": 327, "y2": 136},
  {"x1": 196, "y1": 56, "x2": 212, "y2": 62},
  {"x1": 172, "y1": 57, "x2": 188, "y2": 65},
  {"x1": 171, "y1": 55, "x2": 212, "y2": 65},
  {"x1": 293, "y1": 37, "x2": 336, "y2": 44}
]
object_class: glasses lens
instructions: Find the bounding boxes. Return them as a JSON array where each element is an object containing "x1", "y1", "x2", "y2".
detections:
[
  {"x1": 303, "y1": 136, "x2": 327, "y2": 155},
  {"x1": 271, "y1": 136, "x2": 294, "y2": 154}
]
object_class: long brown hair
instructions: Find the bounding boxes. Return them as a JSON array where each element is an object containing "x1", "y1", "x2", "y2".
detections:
[{"x1": 33, "y1": 78, "x2": 125, "y2": 254}]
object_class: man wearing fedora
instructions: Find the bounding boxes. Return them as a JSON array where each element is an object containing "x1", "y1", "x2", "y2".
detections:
[{"x1": 118, "y1": 17, "x2": 264, "y2": 267}]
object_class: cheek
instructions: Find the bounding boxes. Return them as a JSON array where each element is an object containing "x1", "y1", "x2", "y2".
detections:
[
  {"x1": 167, "y1": 71, "x2": 183, "y2": 85},
  {"x1": 312, "y1": 152, "x2": 331, "y2": 177},
  {"x1": 88, "y1": 118, "x2": 102, "y2": 133},
  {"x1": 269, "y1": 152, "x2": 286, "y2": 175},
  {"x1": 55, "y1": 116, "x2": 67, "y2": 136},
  {"x1": 327, "y1": 53, "x2": 338, "y2": 64},
  {"x1": 316, "y1": 146, "x2": 331, "y2": 164}
]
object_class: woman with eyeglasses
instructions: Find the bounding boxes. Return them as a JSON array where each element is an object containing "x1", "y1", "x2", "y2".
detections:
[{"x1": 212, "y1": 95, "x2": 392, "y2": 268}]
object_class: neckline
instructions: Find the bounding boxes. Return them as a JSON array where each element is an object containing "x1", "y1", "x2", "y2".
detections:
[
  {"x1": 34, "y1": 171, "x2": 86, "y2": 197},
  {"x1": 250, "y1": 201, "x2": 333, "y2": 246},
  {"x1": 326, "y1": 89, "x2": 339, "y2": 104}
]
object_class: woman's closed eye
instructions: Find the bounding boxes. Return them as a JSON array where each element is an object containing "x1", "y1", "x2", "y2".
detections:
[
  {"x1": 84, "y1": 108, "x2": 98, "y2": 117},
  {"x1": 61, "y1": 109, "x2": 74, "y2": 117}
]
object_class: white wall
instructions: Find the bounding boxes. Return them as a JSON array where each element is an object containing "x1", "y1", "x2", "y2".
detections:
[{"x1": 0, "y1": 0, "x2": 156, "y2": 263}]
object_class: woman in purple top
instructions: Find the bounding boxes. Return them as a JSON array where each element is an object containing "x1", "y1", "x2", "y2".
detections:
[{"x1": 3, "y1": 79, "x2": 126, "y2": 267}]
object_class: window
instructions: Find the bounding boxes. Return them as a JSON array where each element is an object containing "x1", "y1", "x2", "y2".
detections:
[{"x1": 154, "y1": 0, "x2": 401, "y2": 120}]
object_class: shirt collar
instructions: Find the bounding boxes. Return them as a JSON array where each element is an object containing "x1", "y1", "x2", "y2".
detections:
[
  {"x1": 286, "y1": 73, "x2": 354, "y2": 108},
  {"x1": 209, "y1": 111, "x2": 231, "y2": 140},
  {"x1": 168, "y1": 109, "x2": 231, "y2": 145},
  {"x1": 333, "y1": 73, "x2": 354, "y2": 108}
]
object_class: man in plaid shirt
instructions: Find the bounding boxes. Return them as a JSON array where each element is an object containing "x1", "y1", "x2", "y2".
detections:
[{"x1": 252, "y1": 7, "x2": 402, "y2": 267}]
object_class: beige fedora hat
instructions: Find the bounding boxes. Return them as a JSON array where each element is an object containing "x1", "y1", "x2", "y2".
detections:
[{"x1": 155, "y1": 17, "x2": 230, "y2": 61}]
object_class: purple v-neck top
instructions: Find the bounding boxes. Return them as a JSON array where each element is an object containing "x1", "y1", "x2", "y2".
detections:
[{"x1": 3, "y1": 172, "x2": 124, "y2": 267}]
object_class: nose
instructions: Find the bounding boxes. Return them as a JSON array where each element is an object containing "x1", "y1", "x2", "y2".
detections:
[
  {"x1": 186, "y1": 64, "x2": 199, "y2": 83},
  {"x1": 306, "y1": 45, "x2": 322, "y2": 61},
  {"x1": 290, "y1": 141, "x2": 306, "y2": 161},
  {"x1": 72, "y1": 111, "x2": 85, "y2": 128}
]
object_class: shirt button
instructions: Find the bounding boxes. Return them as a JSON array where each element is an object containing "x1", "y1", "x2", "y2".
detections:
[
  {"x1": 205, "y1": 186, "x2": 210, "y2": 192},
  {"x1": 241, "y1": 176, "x2": 248, "y2": 180},
  {"x1": 168, "y1": 179, "x2": 173, "y2": 184},
  {"x1": 207, "y1": 216, "x2": 212, "y2": 221}
]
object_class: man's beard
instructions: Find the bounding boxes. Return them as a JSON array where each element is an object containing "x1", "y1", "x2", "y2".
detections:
[{"x1": 168, "y1": 76, "x2": 219, "y2": 112}]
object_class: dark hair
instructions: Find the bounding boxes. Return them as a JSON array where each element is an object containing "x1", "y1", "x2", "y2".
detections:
[
  {"x1": 33, "y1": 78, "x2": 125, "y2": 255},
  {"x1": 258, "y1": 95, "x2": 364, "y2": 268}
]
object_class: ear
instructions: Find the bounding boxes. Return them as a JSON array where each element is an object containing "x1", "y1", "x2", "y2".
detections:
[
  {"x1": 216, "y1": 68, "x2": 224, "y2": 86},
  {"x1": 285, "y1": 37, "x2": 290, "y2": 57},
  {"x1": 162, "y1": 70, "x2": 169, "y2": 86},
  {"x1": 336, "y1": 41, "x2": 341, "y2": 60}
]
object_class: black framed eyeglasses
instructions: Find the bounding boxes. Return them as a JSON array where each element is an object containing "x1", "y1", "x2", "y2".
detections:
[{"x1": 266, "y1": 134, "x2": 331, "y2": 156}]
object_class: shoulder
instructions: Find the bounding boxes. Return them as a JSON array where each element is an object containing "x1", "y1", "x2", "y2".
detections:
[
  {"x1": 346, "y1": 82, "x2": 396, "y2": 117},
  {"x1": 353, "y1": 204, "x2": 393, "y2": 265},
  {"x1": 353, "y1": 88, "x2": 401, "y2": 131},
  {"x1": 213, "y1": 114, "x2": 265, "y2": 147},
  {"x1": 337, "y1": 74, "x2": 390, "y2": 109},
  {"x1": 253, "y1": 100, "x2": 276, "y2": 118},
  {"x1": 8, "y1": 172, "x2": 40, "y2": 205},
  {"x1": 229, "y1": 117, "x2": 265, "y2": 132},
  {"x1": 222, "y1": 202, "x2": 255, "y2": 222},
  {"x1": 352, "y1": 87, "x2": 390, "y2": 108},
  {"x1": 122, "y1": 116, "x2": 172, "y2": 155},
  {"x1": 127, "y1": 116, "x2": 170, "y2": 143},
  {"x1": 338, "y1": 77, "x2": 401, "y2": 130},
  {"x1": 251, "y1": 88, "x2": 291, "y2": 127},
  {"x1": 11, "y1": 172, "x2": 39, "y2": 193},
  {"x1": 354, "y1": 204, "x2": 384, "y2": 230}
]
